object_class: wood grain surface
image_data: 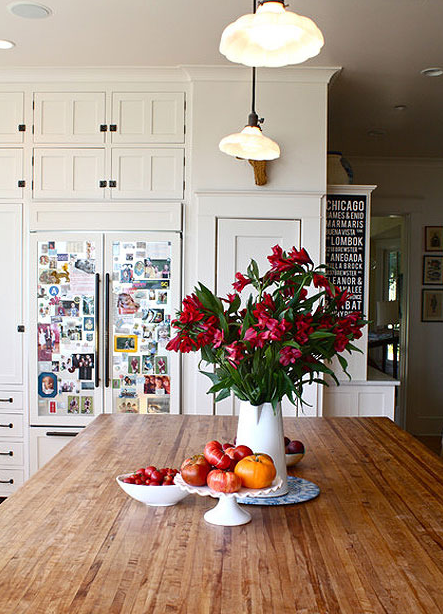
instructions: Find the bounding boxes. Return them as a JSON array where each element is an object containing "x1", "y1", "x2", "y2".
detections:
[{"x1": 0, "y1": 415, "x2": 442, "y2": 614}]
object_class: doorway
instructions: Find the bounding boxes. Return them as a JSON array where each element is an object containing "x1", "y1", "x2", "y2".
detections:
[{"x1": 368, "y1": 215, "x2": 408, "y2": 425}]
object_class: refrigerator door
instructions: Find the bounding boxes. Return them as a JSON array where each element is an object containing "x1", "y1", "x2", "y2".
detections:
[
  {"x1": 30, "y1": 233, "x2": 104, "y2": 426},
  {"x1": 104, "y1": 233, "x2": 181, "y2": 415}
]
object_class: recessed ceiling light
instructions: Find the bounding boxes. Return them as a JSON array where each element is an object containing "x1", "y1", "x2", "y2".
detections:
[
  {"x1": 367, "y1": 129, "x2": 386, "y2": 138},
  {"x1": 421, "y1": 67, "x2": 443, "y2": 77},
  {"x1": 393, "y1": 105, "x2": 407, "y2": 111},
  {"x1": 7, "y1": 2, "x2": 52, "y2": 19},
  {"x1": 0, "y1": 39, "x2": 15, "y2": 50}
]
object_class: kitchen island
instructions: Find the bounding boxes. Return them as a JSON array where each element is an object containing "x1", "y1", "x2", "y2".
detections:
[{"x1": 0, "y1": 415, "x2": 442, "y2": 613}]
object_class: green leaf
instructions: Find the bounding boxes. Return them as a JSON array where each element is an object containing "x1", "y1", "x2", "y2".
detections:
[{"x1": 214, "y1": 388, "x2": 232, "y2": 402}]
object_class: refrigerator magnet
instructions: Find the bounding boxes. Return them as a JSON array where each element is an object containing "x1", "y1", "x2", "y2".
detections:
[
  {"x1": 38, "y1": 372, "x2": 58, "y2": 398},
  {"x1": 115, "y1": 335, "x2": 138, "y2": 353}
]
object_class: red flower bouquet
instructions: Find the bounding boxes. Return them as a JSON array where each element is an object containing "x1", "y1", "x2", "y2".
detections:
[{"x1": 167, "y1": 245, "x2": 366, "y2": 408}]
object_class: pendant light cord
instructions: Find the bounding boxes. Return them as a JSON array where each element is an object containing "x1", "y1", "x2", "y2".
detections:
[{"x1": 248, "y1": 0, "x2": 259, "y2": 127}]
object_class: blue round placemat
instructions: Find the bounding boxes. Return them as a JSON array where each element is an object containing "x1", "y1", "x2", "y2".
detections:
[{"x1": 239, "y1": 476, "x2": 320, "y2": 506}]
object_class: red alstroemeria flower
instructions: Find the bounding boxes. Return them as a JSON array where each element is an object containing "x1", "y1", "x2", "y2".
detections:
[
  {"x1": 213, "y1": 329, "x2": 225, "y2": 348},
  {"x1": 334, "y1": 334, "x2": 349, "y2": 352},
  {"x1": 225, "y1": 341, "x2": 245, "y2": 368},
  {"x1": 166, "y1": 334, "x2": 197, "y2": 353},
  {"x1": 279, "y1": 346, "x2": 302, "y2": 366},
  {"x1": 289, "y1": 247, "x2": 313, "y2": 266},
  {"x1": 179, "y1": 293, "x2": 205, "y2": 324},
  {"x1": 232, "y1": 272, "x2": 252, "y2": 292}
]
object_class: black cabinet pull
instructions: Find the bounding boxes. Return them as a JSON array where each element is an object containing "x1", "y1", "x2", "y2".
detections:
[
  {"x1": 105, "y1": 273, "x2": 110, "y2": 388},
  {"x1": 0, "y1": 398, "x2": 13, "y2": 403},
  {"x1": 45, "y1": 431, "x2": 78, "y2": 437},
  {"x1": 18, "y1": 124, "x2": 26, "y2": 132},
  {"x1": 18, "y1": 180, "x2": 25, "y2": 188},
  {"x1": 109, "y1": 180, "x2": 117, "y2": 188},
  {"x1": 0, "y1": 479, "x2": 13, "y2": 484},
  {"x1": 0, "y1": 424, "x2": 13, "y2": 429},
  {"x1": 100, "y1": 124, "x2": 108, "y2": 132},
  {"x1": 109, "y1": 124, "x2": 117, "y2": 132},
  {"x1": 0, "y1": 451, "x2": 13, "y2": 456},
  {"x1": 99, "y1": 180, "x2": 107, "y2": 188}
]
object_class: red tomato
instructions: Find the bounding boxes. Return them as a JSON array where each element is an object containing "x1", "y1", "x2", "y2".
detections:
[
  {"x1": 135, "y1": 468, "x2": 145, "y2": 476},
  {"x1": 222, "y1": 442, "x2": 234, "y2": 450},
  {"x1": 225, "y1": 445, "x2": 254, "y2": 464},
  {"x1": 150, "y1": 470, "x2": 163, "y2": 483},
  {"x1": 181, "y1": 454, "x2": 211, "y2": 486},
  {"x1": 203, "y1": 440, "x2": 232, "y2": 470},
  {"x1": 144, "y1": 466, "x2": 156, "y2": 478},
  {"x1": 150, "y1": 481, "x2": 161, "y2": 486},
  {"x1": 207, "y1": 469, "x2": 242, "y2": 493}
]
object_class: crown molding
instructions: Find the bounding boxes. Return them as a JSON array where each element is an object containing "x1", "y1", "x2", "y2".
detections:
[
  {"x1": 0, "y1": 66, "x2": 188, "y2": 83},
  {"x1": 181, "y1": 65, "x2": 341, "y2": 84}
]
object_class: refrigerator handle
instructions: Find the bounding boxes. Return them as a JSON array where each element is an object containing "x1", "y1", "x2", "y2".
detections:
[
  {"x1": 104, "y1": 273, "x2": 110, "y2": 388},
  {"x1": 95, "y1": 273, "x2": 100, "y2": 388}
]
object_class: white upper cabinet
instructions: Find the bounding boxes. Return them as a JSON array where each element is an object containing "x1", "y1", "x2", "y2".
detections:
[
  {"x1": 33, "y1": 93, "x2": 106, "y2": 144},
  {"x1": 0, "y1": 204, "x2": 22, "y2": 385},
  {"x1": 110, "y1": 148, "x2": 184, "y2": 199},
  {"x1": 0, "y1": 150, "x2": 24, "y2": 199},
  {"x1": 111, "y1": 92, "x2": 185, "y2": 143},
  {"x1": 0, "y1": 93, "x2": 25, "y2": 143},
  {"x1": 33, "y1": 148, "x2": 106, "y2": 200}
]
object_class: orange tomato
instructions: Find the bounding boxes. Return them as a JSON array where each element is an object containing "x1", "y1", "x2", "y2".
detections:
[{"x1": 234, "y1": 454, "x2": 276, "y2": 489}]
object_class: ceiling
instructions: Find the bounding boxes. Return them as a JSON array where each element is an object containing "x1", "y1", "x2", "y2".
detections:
[{"x1": 0, "y1": 0, "x2": 442, "y2": 157}]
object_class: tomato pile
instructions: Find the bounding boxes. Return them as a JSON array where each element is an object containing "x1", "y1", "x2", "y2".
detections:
[
  {"x1": 180, "y1": 440, "x2": 277, "y2": 493},
  {"x1": 122, "y1": 466, "x2": 179, "y2": 486}
]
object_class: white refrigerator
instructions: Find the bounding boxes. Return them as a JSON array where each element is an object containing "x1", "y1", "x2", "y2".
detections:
[{"x1": 30, "y1": 231, "x2": 181, "y2": 435}]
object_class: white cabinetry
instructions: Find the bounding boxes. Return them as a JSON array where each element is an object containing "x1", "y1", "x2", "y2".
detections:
[
  {"x1": 33, "y1": 148, "x2": 106, "y2": 199},
  {"x1": 0, "y1": 391, "x2": 25, "y2": 496},
  {"x1": 29, "y1": 427, "x2": 83, "y2": 475},
  {"x1": 0, "y1": 205, "x2": 23, "y2": 385},
  {"x1": 110, "y1": 148, "x2": 184, "y2": 199},
  {"x1": 33, "y1": 92, "x2": 106, "y2": 144},
  {"x1": 0, "y1": 93, "x2": 25, "y2": 143},
  {"x1": 0, "y1": 149, "x2": 24, "y2": 198},
  {"x1": 111, "y1": 92, "x2": 185, "y2": 143}
]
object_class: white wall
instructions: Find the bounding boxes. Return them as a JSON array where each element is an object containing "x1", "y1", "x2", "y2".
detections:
[{"x1": 351, "y1": 157, "x2": 443, "y2": 436}]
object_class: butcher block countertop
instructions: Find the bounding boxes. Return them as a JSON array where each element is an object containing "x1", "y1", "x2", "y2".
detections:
[{"x1": 0, "y1": 415, "x2": 443, "y2": 614}]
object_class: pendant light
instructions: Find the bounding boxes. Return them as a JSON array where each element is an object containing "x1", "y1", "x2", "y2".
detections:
[
  {"x1": 220, "y1": 0, "x2": 324, "y2": 68},
  {"x1": 219, "y1": 66, "x2": 280, "y2": 161}
]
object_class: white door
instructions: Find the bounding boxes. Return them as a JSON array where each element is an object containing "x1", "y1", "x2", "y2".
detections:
[
  {"x1": 111, "y1": 92, "x2": 185, "y2": 143},
  {"x1": 29, "y1": 426, "x2": 83, "y2": 475},
  {"x1": 216, "y1": 218, "x2": 315, "y2": 417},
  {"x1": 33, "y1": 92, "x2": 106, "y2": 143},
  {"x1": 0, "y1": 149, "x2": 24, "y2": 198},
  {"x1": 0, "y1": 204, "x2": 22, "y2": 385},
  {"x1": 0, "y1": 93, "x2": 24, "y2": 143},
  {"x1": 33, "y1": 148, "x2": 106, "y2": 200},
  {"x1": 110, "y1": 148, "x2": 184, "y2": 200},
  {"x1": 103, "y1": 232, "x2": 181, "y2": 415},
  {"x1": 29, "y1": 233, "x2": 104, "y2": 426}
]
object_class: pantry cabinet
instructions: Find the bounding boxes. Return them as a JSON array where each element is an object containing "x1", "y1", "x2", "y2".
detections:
[
  {"x1": 0, "y1": 391, "x2": 26, "y2": 496},
  {"x1": 0, "y1": 204, "x2": 23, "y2": 386},
  {"x1": 111, "y1": 92, "x2": 185, "y2": 144},
  {"x1": 110, "y1": 147, "x2": 184, "y2": 199},
  {"x1": 33, "y1": 148, "x2": 106, "y2": 200},
  {"x1": 33, "y1": 92, "x2": 106, "y2": 144},
  {"x1": 0, "y1": 149, "x2": 24, "y2": 199},
  {"x1": 0, "y1": 93, "x2": 25, "y2": 143}
]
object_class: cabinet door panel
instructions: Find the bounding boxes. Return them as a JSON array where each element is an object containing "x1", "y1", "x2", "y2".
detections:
[
  {"x1": 216, "y1": 218, "x2": 302, "y2": 417},
  {"x1": 0, "y1": 204, "x2": 22, "y2": 384},
  {"x1": 0, "y1": 93, "x2": 24, "y2": 143},
  {"x1": 29, "y1": 427, "x2": 83, "y2": 475},
  {"x1": 33, "y1": 148, "x2": 106, "y2": 199},
  {"x1": 0, "y1": 149, "x2": 23, "y2": 198},
  {"x1": 111, "y1": 148, "x2": 184, "y2": 199},
  {"x1": 112, "y1": 93, "x2": 184, "y2": 143},
  {"x1": 34, "y1": 93, "x2": 106, "y2": 143}
]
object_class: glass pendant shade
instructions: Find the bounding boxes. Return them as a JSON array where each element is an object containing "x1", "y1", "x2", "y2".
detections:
[
  {"x1": 219, "y1": 1, "x2": 324, "y2": 67},
  {"x1": 219, "y1": 125, "x2": 280, "y2": 161}
]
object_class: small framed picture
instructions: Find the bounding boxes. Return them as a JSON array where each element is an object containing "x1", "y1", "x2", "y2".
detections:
[
  {"x1": 114, "y1": 334, "x2": 138, "y2": 353},
  {"x1": 422, "y1": 289, "x2": 443, "y2": 322},
  {"x1": 38, "y1": 372, "x2": 57, "y2": 398},
  {"x1": 425, "y1": 226, "x2": 443, "y2": 252},
  {"x1": 423, "y1": 255, "x2": 443, "y2": 285}
]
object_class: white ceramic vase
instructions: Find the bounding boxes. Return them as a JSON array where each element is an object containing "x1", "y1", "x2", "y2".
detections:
[{"x1": 236, "y1": 400, "x2": 288, "y2": 497}]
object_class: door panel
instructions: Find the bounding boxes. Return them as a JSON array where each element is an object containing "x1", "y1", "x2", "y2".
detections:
[
  {"x1": 0, "y1": 93, "x2": 24, "y2": 143},
  {"x1": 104, "y1": 233, "x2": 181, "y2": 415},
  {"x1": 216, "y1": 218, "x2": 303, "y2": 417},
  {"x1": 110, "y1": 148, "x2": 184, "y2": 199},
  {"x1": 111, "y1": 92, "x2": 185, "y2": 143},
  {"x1": 33, "y1": 93, "x2": 106, "y2": 143},
  {"x1": 0, "y1": 149, "x2": 23, "y2": 198},
  {"x1": 0, "y1": 204, "x2": 22, "y2": 384},
  {"x1": 30, "y1": 233, "x2": 103, "y2": 425},
  {"x1": 33, "y1": 148, "x2": 106, "y2": 199}
]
